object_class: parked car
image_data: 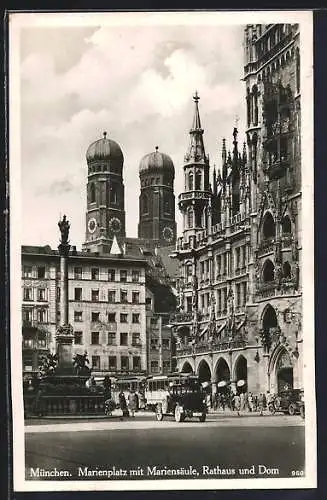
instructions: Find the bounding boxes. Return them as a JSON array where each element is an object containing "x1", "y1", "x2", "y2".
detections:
[
  {"x1": 268, "y1": 389, "x2": 304, "y2": 416},
  {"x1": 155, "y1": 376, "x2": 207, "y2": 423}
]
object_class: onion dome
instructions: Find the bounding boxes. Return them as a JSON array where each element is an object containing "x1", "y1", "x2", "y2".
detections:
[
  {"x1": 139, "y1": 146, "x2": 175, "y2": 174},
  {"x1": 86, "y1": 131, "x2": 124, "y2": 163}
]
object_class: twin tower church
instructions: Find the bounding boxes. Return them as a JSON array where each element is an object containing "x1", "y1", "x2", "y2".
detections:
[{"x1": 83, "y1": 131, "x2": 177, "y2": 253}]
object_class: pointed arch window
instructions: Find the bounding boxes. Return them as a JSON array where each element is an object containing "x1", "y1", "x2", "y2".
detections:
[
  {"x1": 187, "y1": 207, "x2": 194, "y2": 228},
  {"x1": 252, "y1": 85, "x2": 259, "y2": 126},
  {"x1": 262, "y1": 259, "x2": 275, "y2": 283},
  {"x1": 246, "y1": 88, "x2": 251, "y2": 127},
  {"x1": 281, "y1": 215, "x2": 291, "y2": 234},
  {"x1": 111, "y1": 184, "x2": 118, "y2": 204},
  {"x1": 283, "y1": 261, "x2": 292, "y2": 279},
  {"x1": 188, "y1": 172, "x2": 194, "y2": 191},
  {"x1": 195, "y1": 170, "x2": 202, "y2": 190},
  {"x1": 262, "y1": 212, "x2": 275, "y2": 239},
  {"x1": 90, "y1": 183, "x2": 96, "y2": 204}
]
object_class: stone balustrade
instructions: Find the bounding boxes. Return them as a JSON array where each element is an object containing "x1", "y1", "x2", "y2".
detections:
[{"x1": 24, "y1": 394, "x2": 106, "y2": 417}]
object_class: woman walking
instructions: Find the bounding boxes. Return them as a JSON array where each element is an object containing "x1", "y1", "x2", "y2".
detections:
[
  {"x1": 119, "y1": 390, "x2": 129, "y2": 419},
  {"x1": 128, "y1": 389, "x2": 138, "y2": 418}
]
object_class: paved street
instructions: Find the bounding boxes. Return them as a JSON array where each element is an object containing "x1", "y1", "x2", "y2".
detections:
[{"x1": 25, "y1": 413, "x2": 305, "y2": 481}]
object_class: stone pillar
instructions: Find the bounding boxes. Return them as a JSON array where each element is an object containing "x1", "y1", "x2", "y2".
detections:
[{"x1": 56, "y1": 216, "x2": 74, "y2": 374}]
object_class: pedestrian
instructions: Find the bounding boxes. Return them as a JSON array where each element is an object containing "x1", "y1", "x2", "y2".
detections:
[
  {"x1": 258, "y1": 393, "x2": 265, "y2": 416},
  {"x1": 128, "y1": 389, "x2": 138, "y2": 418},
  {"x1": 248, "y1": 392, "x2": 254, "y2": 412},
  {"x1": 103, "y1": 376, "x2": 112, "y2": 400},
  {"x1": 262, "y1": 392, "x2": 267, "y2": 410},
  {"x1": 240, "y1": 391, "x2": 245, "y2": 411},
  {"x1": 119, "y1": 390, "x2": 129, "y2": 419},
  {"x1": 86, "y1": 375, "x2": 96, "y2": 391},
  {"x1": 234, "y1": 393, "x2": 241, "y2": 416}
]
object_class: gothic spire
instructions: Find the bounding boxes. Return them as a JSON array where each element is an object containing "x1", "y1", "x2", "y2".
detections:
[
  {"x1": 185, "y1": 91, "x2": 207, "y2": 163},
  {"x1": 222, "y1": 138, "x2": 227, "y2": 165},
  {"x1": 213, "y1": 165, "x2": 217, "y2": 196}
]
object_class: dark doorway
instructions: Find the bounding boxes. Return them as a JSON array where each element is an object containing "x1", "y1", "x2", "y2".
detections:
[{"x1": 198, "y1": 360, "x2": 211, "y2": 383}]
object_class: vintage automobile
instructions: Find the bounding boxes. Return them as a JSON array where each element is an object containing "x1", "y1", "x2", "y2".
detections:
[
  {"x1": 154, "y1": 375, "x2": 207, "y2": 423},
  {"x1": 268, "y1": 389, "x2": 305, "y2": 416}
]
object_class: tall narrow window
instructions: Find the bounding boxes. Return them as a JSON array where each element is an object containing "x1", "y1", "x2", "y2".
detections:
[
  {"x1": 296, "y1": 48, "x2": 300, "y2": 94},
  {"x1": 195, "y1": 170, "x2": 202, "y2": 190},
  {"x1": 90, "y1": 183, "x2": 96, "y2": 203},
  {"x1": 143, "y1": 194, "x2": 149, "y2": 214},
  {"x1": 187, "y1": 207, "x2": 194, "y2": 228},
  {"x1": 188, "y1": 172, "x2": 194, "y2": 191}
]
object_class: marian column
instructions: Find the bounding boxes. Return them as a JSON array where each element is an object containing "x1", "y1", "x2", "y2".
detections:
[{"x1": 56, "y1": 215, "x2": 74, "y2": 374}]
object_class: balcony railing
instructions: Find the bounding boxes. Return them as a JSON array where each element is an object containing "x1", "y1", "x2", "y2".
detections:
[
  {"x1": 264, "y1": 155, "x2": 290, "y2": 180},
  {"x1": 176, "y1": 338, "x2": 247, "y2": 356},
  {"x1": 178, "y1": 190, "x2": 211, "y2": 203},
  {"x1": 256, "y1": 281, "x2": 277, "y2": 299},
  {"x1": 281, "y1": 235, "x2": 292, "y2": 249},
  {"x1": 257, "y1": 238, "x2": 275, "y2": 256},
  {"x1": 24, "y1": 394, "x2": 106, "y2": 417},
  {"x1": 170, "y1": 312, "x2": 193, "y2": 324}
]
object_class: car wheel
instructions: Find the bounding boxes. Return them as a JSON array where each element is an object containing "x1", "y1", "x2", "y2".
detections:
[
  {"x1": 300, "y1": 405, "x2": 305, "y2": 419},
  {"x1": 174, "y1": 404, "x2": 184, "y2": 423},
  {"x1": 199, "y1": 412, "x2": 206, "y2": 422},
  {"x1": 155, "y1": 404, "x2": 164, "y2": 421},
  {"x1": 268, "y1": 403, "x2": 275, "y2": 414},
  {"x1": 288, "y1": 403, "x2": 296, "y2": 416}
]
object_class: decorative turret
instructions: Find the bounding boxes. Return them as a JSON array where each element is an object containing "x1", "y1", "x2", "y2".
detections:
[{"x1": 178, "y1": 92, "x2": 212, "y2": 241}]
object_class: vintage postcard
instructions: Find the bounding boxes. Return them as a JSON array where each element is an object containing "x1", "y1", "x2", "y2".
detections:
[{"x1": 9, "y1": 10, "x2": 316, "y2": 491}]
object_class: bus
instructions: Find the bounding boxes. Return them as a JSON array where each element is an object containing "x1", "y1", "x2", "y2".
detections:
[
  {"x1": 145, "y1": 372, "x2": 201, "y2": 411},
  {"x1": 111, "y1": 375, "x2": 147, "y2": 409}
]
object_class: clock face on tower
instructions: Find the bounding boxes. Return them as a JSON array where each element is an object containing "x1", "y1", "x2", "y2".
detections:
[
  {"x1": 162, "y1": 226, "x2": 174, "y2": 243},
  {"x1": 88, "y1": 217, "x2": 97, "y2": 233},
  {"x1": 109, "y1": 217, "x2": 122, "y2": 233}
]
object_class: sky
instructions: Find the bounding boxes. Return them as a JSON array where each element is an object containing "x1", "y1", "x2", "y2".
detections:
[{"x1": 18, "y1": 17, "x2": 246, "y2": 249}]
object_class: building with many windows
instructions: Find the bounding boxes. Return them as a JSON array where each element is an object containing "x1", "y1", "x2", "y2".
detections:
[
  {"x1": 171, "y1": 23, "x2": 302, "y2": 396},
  {"x1": 22, "y1": 244, "x2": 147, "y2": 377}
]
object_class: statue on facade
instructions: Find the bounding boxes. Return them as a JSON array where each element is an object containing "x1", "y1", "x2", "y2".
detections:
[{"x1": 58, "y1": 215, "x2": 70, "y2": 244}]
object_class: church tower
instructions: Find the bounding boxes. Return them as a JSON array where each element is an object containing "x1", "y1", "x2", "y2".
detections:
[
  {"x1": 82, "y1": 132, "x2": 126, "y2": 254},
  {"x1": 138, "y1": 147, "x2": 176, "y2": 246},
  {"x1": 179, "y1": 92, "x2": 211, "y2": 240}
]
